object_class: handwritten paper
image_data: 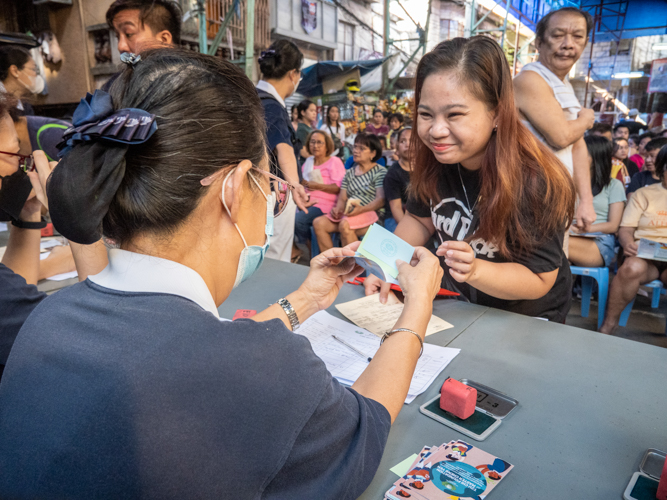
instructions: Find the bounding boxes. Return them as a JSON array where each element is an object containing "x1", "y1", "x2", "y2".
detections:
[
  {"x1": 336, "y1": 293, "x2": 453, "y2": 337},
  {"x1": 296, "y1": 311, "x2": 460, "y2": 404}
]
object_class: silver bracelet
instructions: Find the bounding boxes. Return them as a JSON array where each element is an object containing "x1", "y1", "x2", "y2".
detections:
[
  {"x1": 277, "y1": 298, "x2": 300, "y2": 331},
  {"x1": 380, "y1": 328, "x2": 424, "y2": 358}
]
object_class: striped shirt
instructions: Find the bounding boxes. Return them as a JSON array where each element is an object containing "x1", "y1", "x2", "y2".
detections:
[{"x1": 341, "y1": 164, "x2": 387, "y2": 214}]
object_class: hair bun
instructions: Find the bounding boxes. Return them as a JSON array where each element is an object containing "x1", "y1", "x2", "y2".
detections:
[
  {"x1": 259, "y1": 49, "x2": 276, "y2": 62},
  {"x1": 47, "y1": 142, "x2": 127, "y2": 244}
]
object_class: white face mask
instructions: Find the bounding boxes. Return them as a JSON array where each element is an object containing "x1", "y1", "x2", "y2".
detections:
[
  {"x1": 288, "y1": 71, "x2": 302, "y2": 98},
  {"x1": 18, "y1": 69, "x2": 45, "y2": 95}
]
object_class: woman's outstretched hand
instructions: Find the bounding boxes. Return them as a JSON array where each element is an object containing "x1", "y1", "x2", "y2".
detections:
[
  {"x1": 436, "y1": 240, "x2": 477, "y2": 283},
  {"x1": 298, "y1": 242, "x2": 364, "y2": 312}
]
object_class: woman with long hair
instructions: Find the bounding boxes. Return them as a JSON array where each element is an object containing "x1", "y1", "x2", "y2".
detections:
[
  {"x1": 568, "y1": 135, "x2": 625, "y2": 267},
  {"x1": 296, "y1": 99, "x2": 317, "y2": 162},
  {"x1": 0, "y1": 46, "x2": 43, "y2": 115},
  {"x1": 319, "y1": 104, "x2": 346, "y2": 157},
  {"x1": 365, "y1": 36, "x2": 576, "y2": 322}
]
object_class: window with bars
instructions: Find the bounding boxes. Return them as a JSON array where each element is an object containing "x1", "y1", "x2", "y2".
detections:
[
  {"x1": 440, "y1": 19, "x2": 463, "y2": 41},
  {"x1": 337, "y1": 22, "x2": 355, "y2": 61}
]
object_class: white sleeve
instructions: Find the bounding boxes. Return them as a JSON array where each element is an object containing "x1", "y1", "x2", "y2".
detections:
[{"x1": 338, "y1": 124, "x2": 346, "y2": 142}]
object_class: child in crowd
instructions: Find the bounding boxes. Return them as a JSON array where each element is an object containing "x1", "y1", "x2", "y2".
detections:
[
  {"x1": 600, "y1": 144, "x2": 667, "y2": 334},
  {"x1": 364, "y1": 37, "x2": 576, "y2": 322},
  {"x1": 611, "y1": 137, "x2": 638, "y2": 189},
  {"x1": 383, "y1": 128, "x2": 412, "y2": 232},
  {"x1": 627, "y1": 137, "x2": 667, "y2": 196},
  {"x1": 313, "y1": 133, "x2": 386, "y2": 252},
  {"x1": 387, "y1": 112, "x2": 404, "y2": 148},
  {"x1": 295, "y1": 130, "x2": 345, "y2": 258},
  {"x1": 568, "y1": 135, "x2": 625, "y2": 267}
]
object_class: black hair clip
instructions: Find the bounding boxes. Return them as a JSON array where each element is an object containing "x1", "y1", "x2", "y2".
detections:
[
  {"x1": 120, "y1": 52, "x2": 142, "y2": 66},
  {"x1": 259, "y1": 49, "x2": 276, "y2": 62}
]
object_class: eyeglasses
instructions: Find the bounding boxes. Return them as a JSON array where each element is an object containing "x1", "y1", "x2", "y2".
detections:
[
  {"x1": 249, "y1": 166, "x2": 294, "y2": 217},
  {"x1": 309, "y1": 140, "x2": 325, "y2": 146},
  {"x1": 201, "y1": 165, "x2": 295, "y2": 217},
  {"x1": 0, "y1": 151, "x2": 34, "y2": 172}
]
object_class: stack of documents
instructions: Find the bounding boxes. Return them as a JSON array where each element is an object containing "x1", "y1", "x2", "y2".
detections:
[{"x1": 296, "y1": 311, "x2": 460, "y2": 404}]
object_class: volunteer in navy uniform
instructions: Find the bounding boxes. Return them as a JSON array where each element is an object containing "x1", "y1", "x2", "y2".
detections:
[
  {"x1": 256, "y1": 39, "x2": 310, "y2": 262},
  {"x1": 365, "y1": 37, "x2": 575, "y2": 322},
  {"x1": 0, "y1": 94, "x2": 105, "y2": 380},
  {"x1": 0, "y1": 49, "x2": 443, "y2": 499}
]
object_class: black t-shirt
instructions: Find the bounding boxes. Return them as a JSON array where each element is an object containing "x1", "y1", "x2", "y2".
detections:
[
  {"x1": 0, "y1": 263, "x2": 46, "y2": 376},
  {"x1": 627, "y1": 170, "x2": 660, "y2": 194},
  {"x1": 406, "y1": 164, "x2": 571, "y2": 322},
  {"x1": 383, "y1": 162, "x2": 411, "y2": 216}
]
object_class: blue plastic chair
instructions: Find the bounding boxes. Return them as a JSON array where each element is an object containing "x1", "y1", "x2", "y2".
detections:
[
  {"x1": 618, "y1": 280, "x2": 666, "y2": 332},
  {"x1": 571, "y1": 266, "x2": 609, "y2": 329}
]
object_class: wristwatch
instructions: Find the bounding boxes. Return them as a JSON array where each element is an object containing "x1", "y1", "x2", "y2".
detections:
[
  {"x1": 277, "y1": 297, "x2": 300, "y2": 331},
  {"x1": 12, "y1": 217, "x2": 47, "y2": 229}
]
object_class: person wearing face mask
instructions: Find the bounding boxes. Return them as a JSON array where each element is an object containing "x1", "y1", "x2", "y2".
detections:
[
  {"x1": 0, "y1": 49, "x2": 443, "y2": 499},
  {"x1": 0, "y1": 46, "x2": 45, "y2": 116},
  {"x1": 102, "y1": 0, "x2": 181, "y2": 92},
  {"x1": 0, "y1": 93, "x2": 106, "y2": 381},
  {"x1": 256, "y1": 40, "x2": 310, "y2": 262},
  {"x1": 364, "y1": 37, "x2": 576, "y2": 322}
]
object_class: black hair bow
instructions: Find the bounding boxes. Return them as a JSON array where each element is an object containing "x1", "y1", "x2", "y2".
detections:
[{"x1": 48, "y1": 90, "x2": 158, "y2": 244}]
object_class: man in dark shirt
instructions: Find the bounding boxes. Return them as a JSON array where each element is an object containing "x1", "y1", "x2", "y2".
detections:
[
  {"x1": 0, "y1": 263, "x2": 45, "y2": 379},
  {"x1": 627, "y1": 137, "x2": 667, "y2": 195}
]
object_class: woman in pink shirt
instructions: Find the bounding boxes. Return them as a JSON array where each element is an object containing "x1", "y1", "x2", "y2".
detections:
[{"x1": 294, "y1": 130, "x2": 345, "y2": 256}]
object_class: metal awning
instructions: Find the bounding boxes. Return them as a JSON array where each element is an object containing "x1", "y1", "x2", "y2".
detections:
[{"x1": 0, "y1": 32, "x2": 40, "y2": 48}]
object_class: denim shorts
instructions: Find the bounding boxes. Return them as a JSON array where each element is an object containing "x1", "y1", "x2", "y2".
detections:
[{"x1": 593, "y1": 234, "x2": 616, "y2": 267}]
